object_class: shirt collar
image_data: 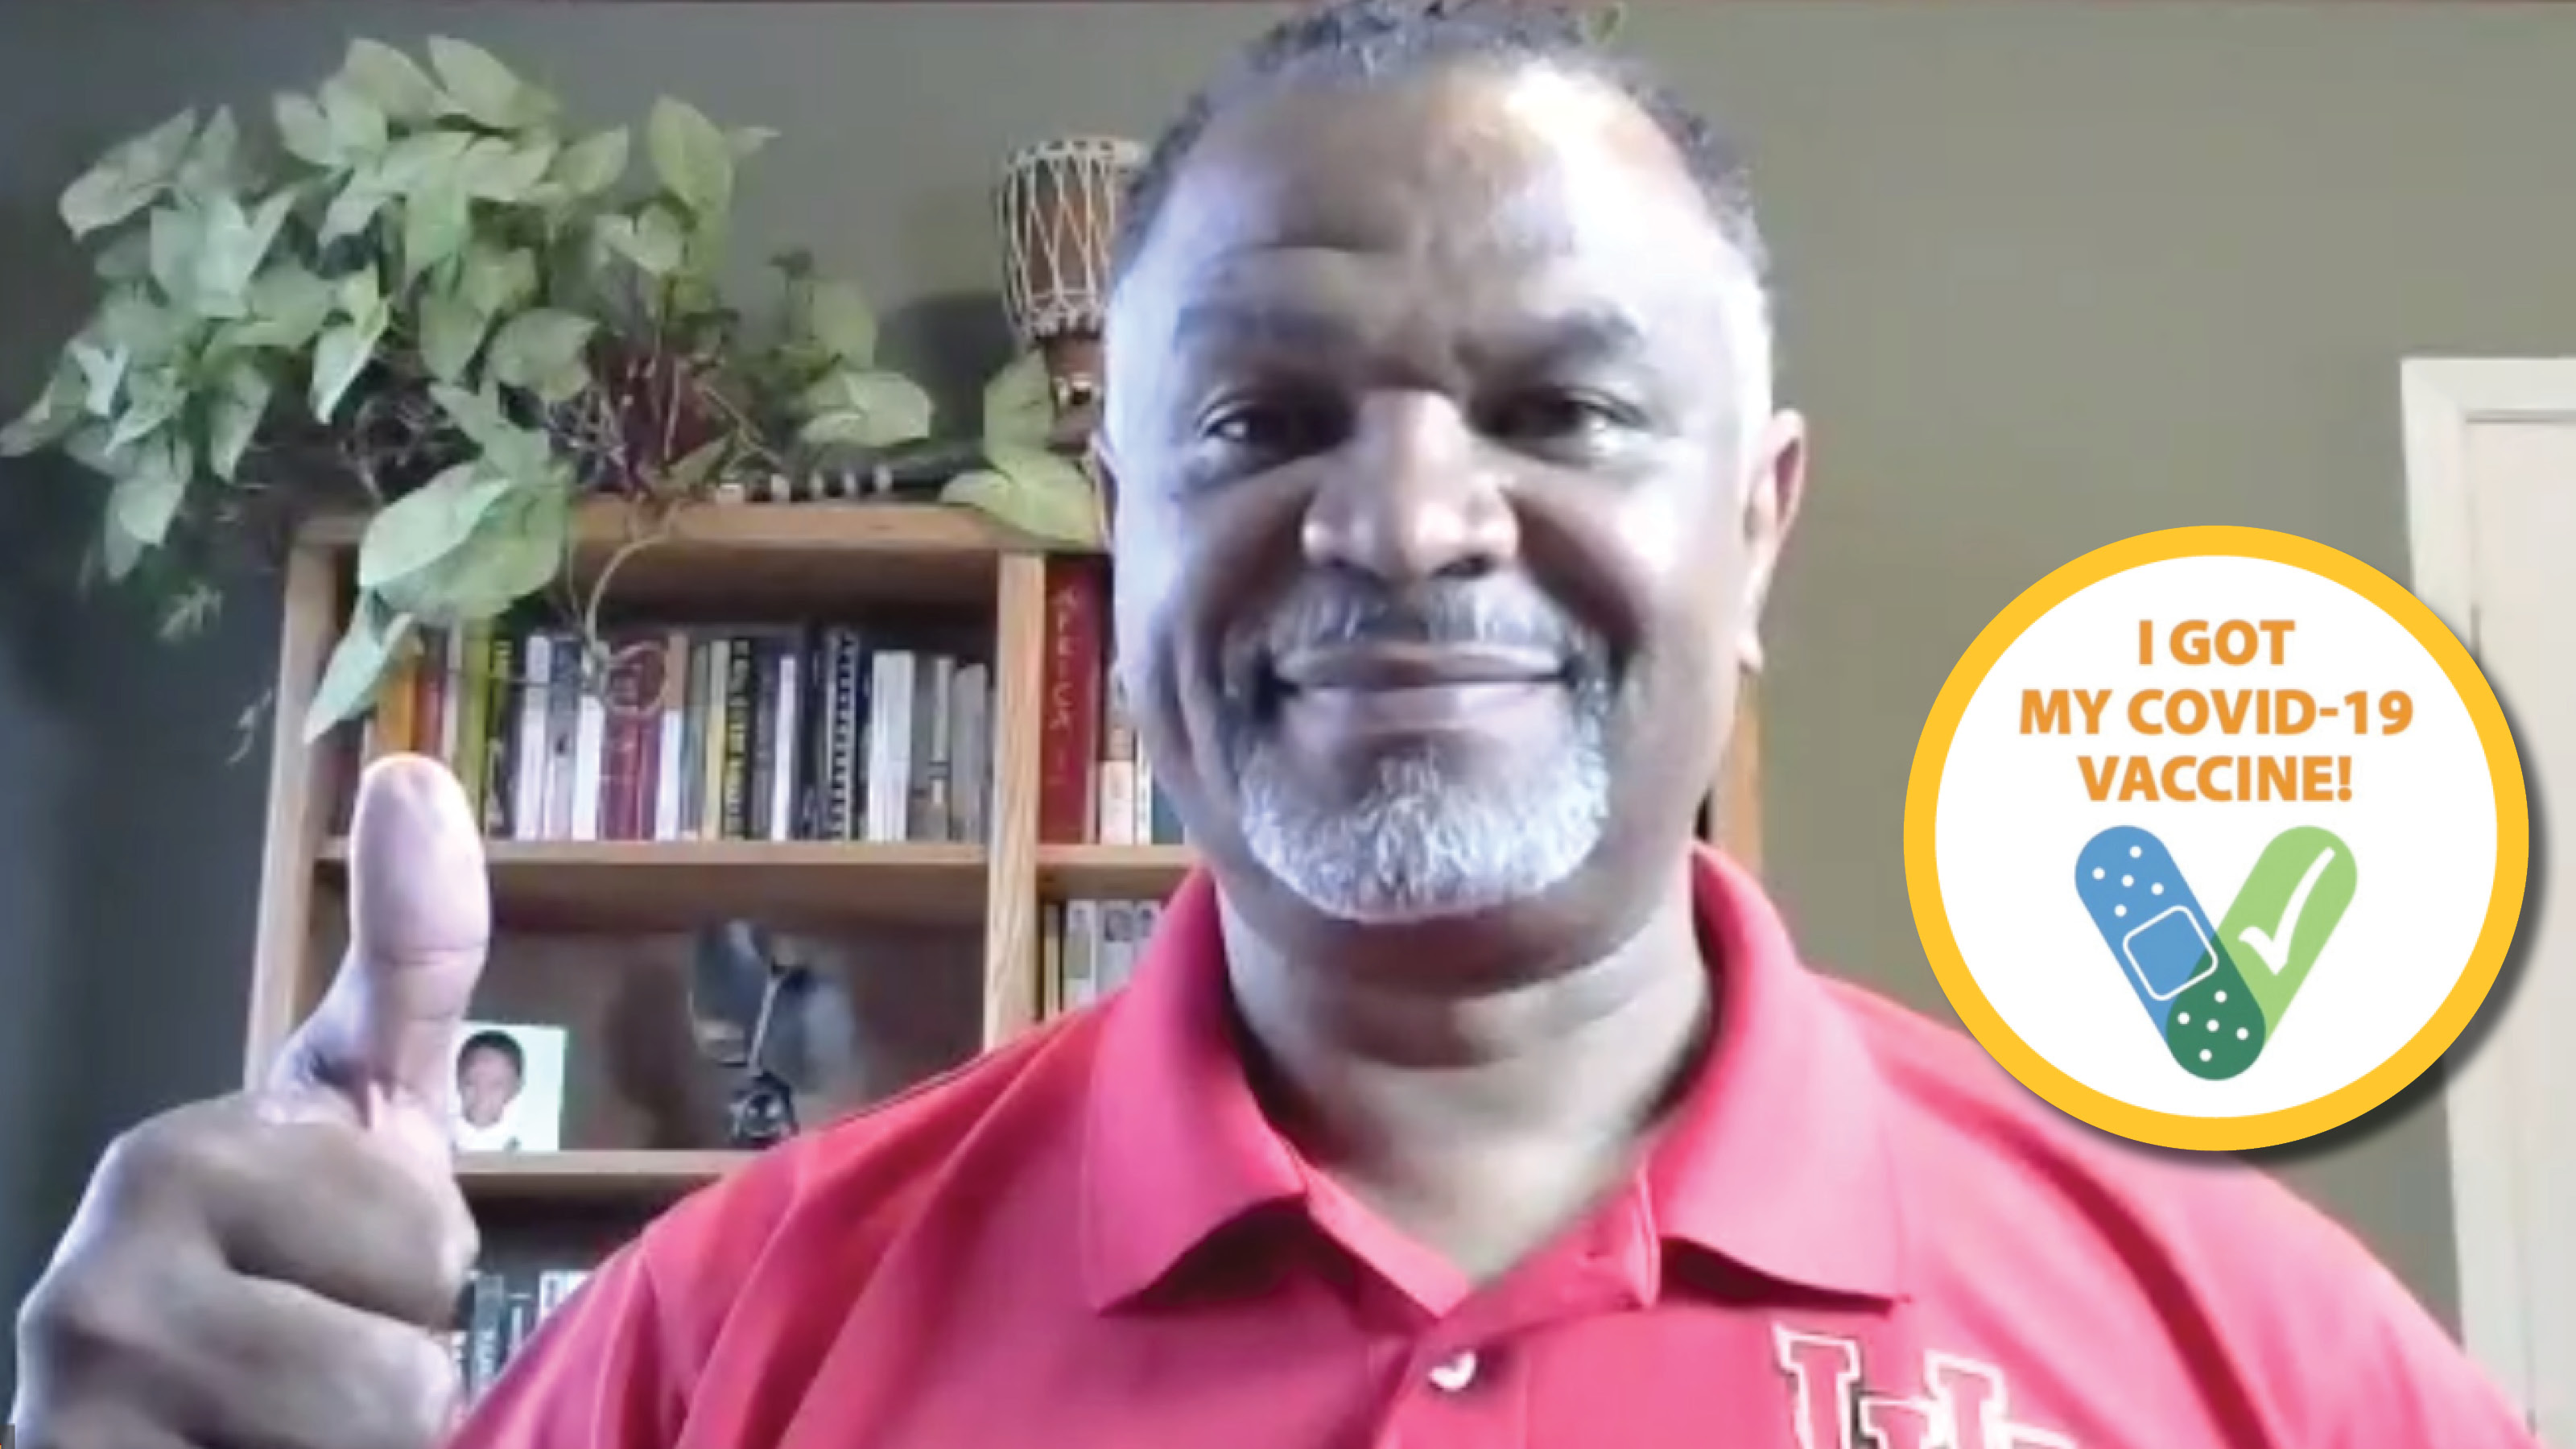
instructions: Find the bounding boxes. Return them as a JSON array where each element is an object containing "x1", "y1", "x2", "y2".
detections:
[{"x1": 1079, "y1": 847, "x2": 1908, "y2": 1311}]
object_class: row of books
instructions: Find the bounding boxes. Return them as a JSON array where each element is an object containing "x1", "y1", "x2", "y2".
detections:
[
  {"x1": 451, "y1": 1266, "x2": 591, "y2": 1404},
  {"x1": 361, "y1": 623, "x2": 995, "y2": 845},
  {"x1": 1039, "y1": 560, "x2": 1187, "y2": 848},
  {"x1": 1041, "y1": 896, "x2": 1166, "y2": 1016}
]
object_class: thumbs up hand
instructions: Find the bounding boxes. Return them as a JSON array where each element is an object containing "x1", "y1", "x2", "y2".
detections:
[{"x1": 14, "y1": 755, "x2": 490, "y2": 1449}]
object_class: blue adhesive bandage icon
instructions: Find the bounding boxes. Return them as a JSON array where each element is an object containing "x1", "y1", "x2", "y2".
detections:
[
  {"x1": 2074, "y1": 827, "x2": 2223, "y2": 1032},
  {"x1": 2072, "y1": 825, "x2": 2275, "y2": 1080}
]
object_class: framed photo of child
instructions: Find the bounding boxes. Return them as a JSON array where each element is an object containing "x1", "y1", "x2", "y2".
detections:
[{"x1": 448, "y1": 1021, "x2": 568, "y2": 1154}]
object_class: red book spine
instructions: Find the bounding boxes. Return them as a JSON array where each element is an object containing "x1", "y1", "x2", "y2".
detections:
[
  {"x1": 600, "y1": 639, "x2": 662, "y2": 840},
  {"x1": 1038, "y1": 558, "x2": 1105, "y2": 844},
  {"x1": 629, "y1": 650, "x2": 664, "y2": 841}
]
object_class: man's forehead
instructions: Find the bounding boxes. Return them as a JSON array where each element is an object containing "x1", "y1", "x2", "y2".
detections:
[{"x1": 1139, "y1": 64, "x2": 1728, "y2": 287}]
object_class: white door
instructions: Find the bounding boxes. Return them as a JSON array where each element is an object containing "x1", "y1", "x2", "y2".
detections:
[{"x1": 2403, "y1": 357, "x2": 2576, "y2": 1442}]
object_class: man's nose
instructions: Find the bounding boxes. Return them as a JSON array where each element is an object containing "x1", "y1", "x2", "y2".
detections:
[{"x1": 1301, "y1": 393, "x2": 1519, "y2": 583}]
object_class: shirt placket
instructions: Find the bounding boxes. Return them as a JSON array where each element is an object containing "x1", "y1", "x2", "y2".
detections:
[{"x1": 1363, "y1": 1191, "x2": 1657, "y2": 1449}]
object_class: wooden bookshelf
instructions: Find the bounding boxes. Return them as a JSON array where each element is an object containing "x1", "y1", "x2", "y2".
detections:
[
  {"x1": 456, "y1": 1150, "x2": 752, "y2": 1203},
  {"x1": 316, "y1": 838, "x2": 992, "y2": 932},
  {"x1": 244, "y1": 499, "x2": 1765, "y2": 1215}
]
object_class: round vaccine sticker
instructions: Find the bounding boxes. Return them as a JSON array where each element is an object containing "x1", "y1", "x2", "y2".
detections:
[{"x1": 1904, "y1": 526, "x2": 2528, "y2": 1150}]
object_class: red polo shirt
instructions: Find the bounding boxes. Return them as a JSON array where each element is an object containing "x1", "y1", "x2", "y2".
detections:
[{"x1": 456, "y1": 849, "x2": 2533, "y2": 1447}]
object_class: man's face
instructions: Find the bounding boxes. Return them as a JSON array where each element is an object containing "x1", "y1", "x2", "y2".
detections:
[
  {"x1": 1100, "y1": 63, "x2": 1802, "y2": 967},
  {"x1": 459, "y1": 1048, "x2": 521, "y2": 1127}
]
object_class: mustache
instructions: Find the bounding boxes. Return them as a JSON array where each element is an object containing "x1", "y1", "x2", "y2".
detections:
[{"x1": 1229, "y1": 578, "x2": 1603, "y2": 675}]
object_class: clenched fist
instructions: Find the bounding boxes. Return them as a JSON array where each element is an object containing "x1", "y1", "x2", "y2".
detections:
[{"x1": 14, "y1": 756, "x2": 491, "y2": 1449}]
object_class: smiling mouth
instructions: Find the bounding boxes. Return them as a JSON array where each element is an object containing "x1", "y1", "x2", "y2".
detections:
[{"x1": 1270, "y1": 642, "x2": 1569, "y2": 694}]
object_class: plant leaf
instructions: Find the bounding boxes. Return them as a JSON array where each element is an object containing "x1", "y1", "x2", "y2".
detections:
[
  {"x1": 665, "y1": 436, "x2": 729, "y2": 491},
  {"x1": 554, "y1": 128, "x2": 629, "y2": 196},
  {"x1": 941, "y1": 445, "x2": 1101, "y2": 547},
  {"x1": 99, "y1": 508, "x2": 147, "y2": 583},
  {"x1": 109, "y1": 368, "x2": 183, "y2": 452},
  {"x1": 455, "y1": 136, "x2": 555, "y2": 203},
  {"x1": 0, "y1": 366, "x2": 87, "y2": 456},
  {"x1": 158, "y1": 582, "x2": 223, "y2": 642},
  {"x1": 59, "y1": 109, "x2": 197, "y2": 237},
  {"x1": 63, "y1": 423, "x2": 119, "y2": 477},
  {"x1": 803, "y1": 279, "x2": 876, "y2": 366},
  {"x1": 174, "y1": 107, "x2": 246, "y2": 200},
  {"x1": 272, "y1": 93, "x2": 340, "y2": 168},
  {"x1": 230, "y1": 264, "x2": 332, "y2": 351},
  {"x1": 357, "y1": 460, "x2": 514, "y2": 592},
  {"x1": 338, "y1": 267, "x2": 386, "y2": 330},
  {"x1": 796, "y1": 369, "x2": 933, "y2": 448},
  {"x1": 593, "y1": 206, "x2": 684, "y2": 276},
  {"x1": 309, "y1": 316, "x2": 384, "y2": 422},
  {"x1": 646, "y1": 97, "x2": 733, "y2": 217},
  {"x1": 319, "y1": 173, "x2": 389, "y2": 245},
  {"x1": 317, "y1": 76, "x2": 389, "y2": 161},
  {"x1": 206, "y1": 355, "x2": 273, "y2": 481},
  {"x1": 402, "y1": 177, "x2": 470, "y2": 284},
  {"x1": 486, "y1": 309, "x2": 595, "y2": 398},
  {"x1": 147, "y1": 205, "x2": 200, "y2": 305},
  {"x1": 418, "y1": 290, "x2": 488, "y2": 383},
  {"x1": 376, "y1": 476, "x2": 569, "y2": 624},
  {"x1": 373, "y1": 129, "x2": 475, "y2": 194},
  {"x1": 1579, "y1": 3, "x2": 1627, "y2": 44},
  {"x1": 107, "y1": 436, "x2": 192, "y2": 551},
  {"x1": 97, "y1": 291, "x2": 186, "y2": 366},
  {"x1": 980, "y1": 349, "x2": 1057, "y2": 449},
  {"x1": 69, "y1": 341, "x2": 127, "y2": 417},
  {"x1": 303, "y1": 592, "x2": 415, "y2": 742},
  {"x1": 431, "y1": 381, "x2": 553, "y2": 484},
  {"x1": 192, "y1": 189, "x2": 295, "y2": 315},
  {"x1": 93, "y1": 231, "x2": 151, "y2": 284},
  {"x1": 428, "y1": 37, "x2": 553, "y2": 130},
  {"x1": 460, "y1": 245, "x2": 538, "y2": 316},
  {"x1": 338, "y1": 39, "x2": 445, "y2": 123}
]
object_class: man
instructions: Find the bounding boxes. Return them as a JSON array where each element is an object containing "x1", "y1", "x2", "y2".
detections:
[
  {"x1": 450, "y1": 1030, "x2": 526, "y2": 1154},
  {"x1": 11, "y1": 2, "x2": 2540, "y2": 1446}
]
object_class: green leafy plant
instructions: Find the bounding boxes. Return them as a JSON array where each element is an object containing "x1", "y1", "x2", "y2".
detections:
[
  {"x1": 0, "y1": 36, "x2": 974, "y2": 741},
  {"x1": 941, "y1": 350, "x2": 1104, "y2": 548}
]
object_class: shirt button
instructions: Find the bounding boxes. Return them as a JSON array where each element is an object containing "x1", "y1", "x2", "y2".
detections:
[{"x1": 1426, "y1": 1349, "x2": 1480, "y2": 1393}]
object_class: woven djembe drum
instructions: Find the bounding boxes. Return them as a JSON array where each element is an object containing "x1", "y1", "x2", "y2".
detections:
[{"x1": 994, "y1": 135, "x2": 1146, "y2": 446}]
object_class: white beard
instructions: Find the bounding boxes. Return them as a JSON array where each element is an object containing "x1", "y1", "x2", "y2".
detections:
[{"x1": 1236, "y1": 711, "x2": 1612, "y2": 924}]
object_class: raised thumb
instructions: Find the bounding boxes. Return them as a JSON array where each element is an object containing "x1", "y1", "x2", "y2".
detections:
[{"x1": 275, "y1": 753, "x2": 491, "y2": 1134}]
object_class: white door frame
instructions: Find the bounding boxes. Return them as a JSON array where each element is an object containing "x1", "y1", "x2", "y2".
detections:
[{"x1": 2399, "y1": 355, "x2": 2576, "y2": 1426}]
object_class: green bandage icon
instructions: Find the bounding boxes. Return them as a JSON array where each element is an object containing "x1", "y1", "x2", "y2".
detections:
[{"x1": 2074, "y1": 825, "x2": 2356, "y2": 1080}]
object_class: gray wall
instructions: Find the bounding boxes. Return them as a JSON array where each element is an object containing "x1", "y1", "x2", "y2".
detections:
[{"x1": 7, "y1": 0, "x2": 2569, "y2": 1390}]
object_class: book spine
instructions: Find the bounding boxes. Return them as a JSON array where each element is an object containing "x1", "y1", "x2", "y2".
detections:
[
  {"x1": 1096, "y1": 671, "x2": 1137, "y2": 846},
  {"x1": 482, "y1": 628, "x2": 520, "y2": 840},
  {"x1": 825, "y1": 629, "x2": 861, "y2": 840},
  {"x1": 700, "y1": 638, "x2": 734, "y2": 840},
  {"x1": 1037, "y1": 559, "x2": 1104, "y2": 843},
  {"x1": 510, "y1": 632, "x2": 551, "y2": 840},
  {"x1": 543, "y1": 633, "x2": 580, "y2": 840},
  {"x1": 720, "y1": 638, "x2": 756, "y2": 840},
  {"x1": 452, "y1": 624, "x2": 490, "y2": 824},
  {"x1": 664, "y1": 626, "x2": 696, "y2": 840},
  {"x1": 796, "y1": 625, "x2": 834, "y2": 842}
]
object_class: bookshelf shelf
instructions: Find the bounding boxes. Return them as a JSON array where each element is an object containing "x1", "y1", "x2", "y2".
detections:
[
  {"x1": 456, "y1": 1150, "x2": 752, "y2": 1202},
  {"x1": 303, "y1": 500, "x2": 1046, "y2": 611},
  {"x1": 1038, "y1": 843, "x2": 1195, "y2": 901},
  {"x1": 316, "y1": 838, "x2": 992, "y2": 932}
]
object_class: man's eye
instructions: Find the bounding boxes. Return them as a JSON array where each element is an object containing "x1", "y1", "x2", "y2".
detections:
[
  {"x1": 1201, "y1": 399, "x2": 1340, "y2": 455},
  {"x1": 1483, "y1": 390, "x2": 1633, "y2": 444}
]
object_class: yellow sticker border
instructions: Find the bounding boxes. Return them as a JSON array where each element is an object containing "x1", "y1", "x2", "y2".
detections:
[{"x1": 1902, "y1": 525, "x2": 2530, "y2": 1151}]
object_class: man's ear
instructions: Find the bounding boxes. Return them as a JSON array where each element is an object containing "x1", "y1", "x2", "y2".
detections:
[{"x1": 1735, "y1": 410, "x2": 1808, "y2": 677}]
